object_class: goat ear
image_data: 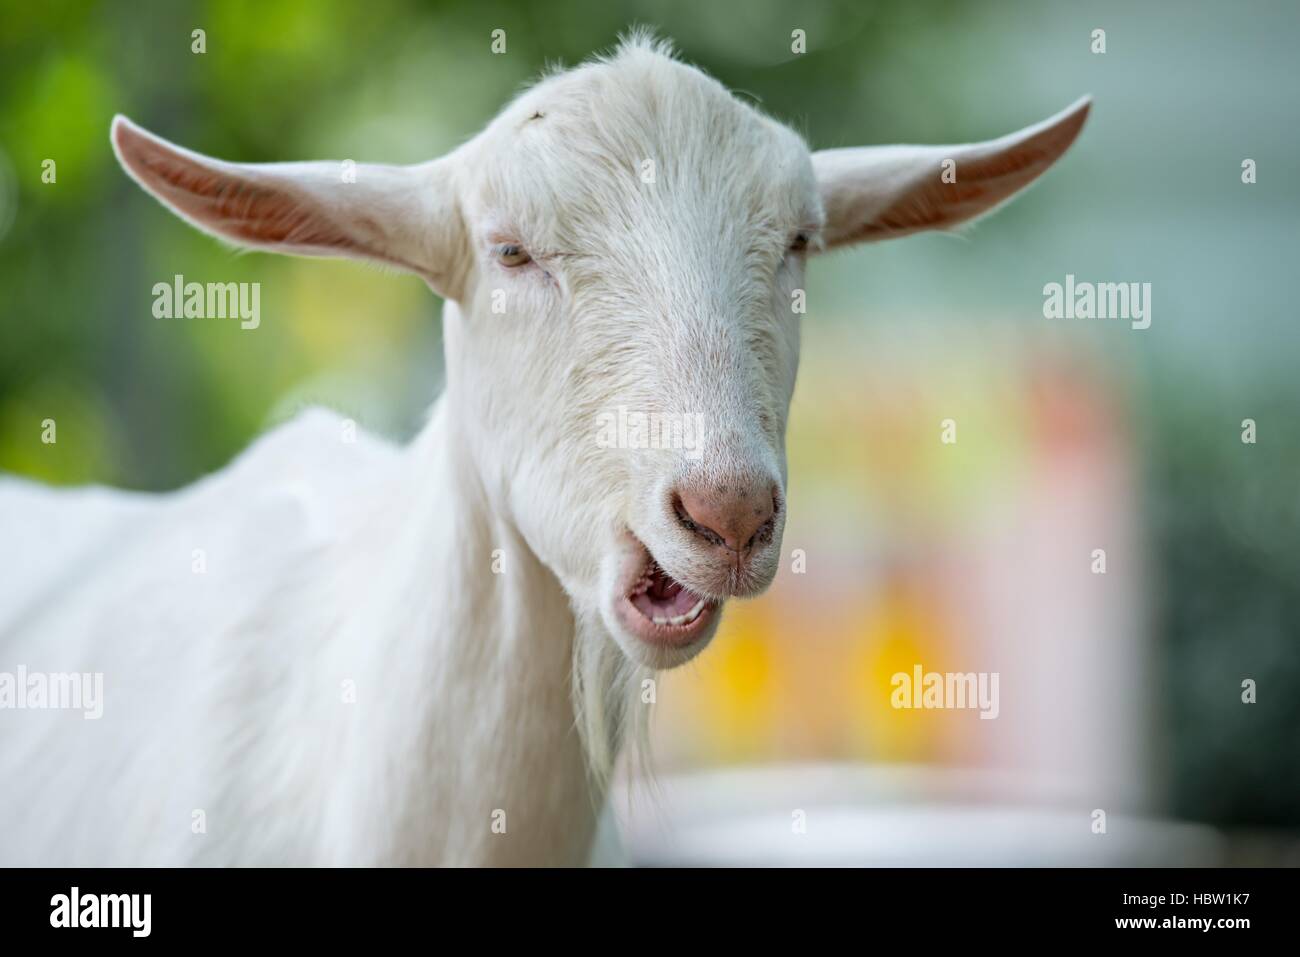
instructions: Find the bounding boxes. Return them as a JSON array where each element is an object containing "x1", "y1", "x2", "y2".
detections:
[
  {"x1": 811, "y1": 96, "x2": 1090, "y2": 249},
  {"x1": 110, "y1": 115, "x2": 467, "y2": 300}
]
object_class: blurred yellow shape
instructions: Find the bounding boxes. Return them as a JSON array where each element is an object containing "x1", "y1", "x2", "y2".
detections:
[
  {"x1": 692, "y1": 599, "x2": 776, "y2": 761},
  {"x1": 851, "y1": 574, "x2": 953, "y2": 763}
]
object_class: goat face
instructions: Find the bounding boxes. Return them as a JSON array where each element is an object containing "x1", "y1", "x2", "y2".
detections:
[
  {"x1": 111, "y1": 38, "x2": 1088, "y2": 671},
  {"x1": 451, "y1": 51, "x2": 815, "y2": 668}
]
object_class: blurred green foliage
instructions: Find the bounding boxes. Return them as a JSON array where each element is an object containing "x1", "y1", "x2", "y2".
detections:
[{"x1": 1151, "y1": 384, "x2": 1300, "y2": 829}]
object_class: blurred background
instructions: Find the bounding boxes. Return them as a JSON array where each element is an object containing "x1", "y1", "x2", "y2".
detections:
[{"x1": 1, "y1": 0, "x2": 1297, "y2": 864}]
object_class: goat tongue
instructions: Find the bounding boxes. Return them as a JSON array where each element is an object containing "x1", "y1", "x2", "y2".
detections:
[
  {"x1": 630, "y1": 563, "x2": 705, "y2": 624},
  {"x1": 647, "y1": 566, "x2": 682, "y2": 601}
]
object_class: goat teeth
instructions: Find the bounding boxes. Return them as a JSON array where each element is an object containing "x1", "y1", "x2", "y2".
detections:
[
  {"x1": 652, "y1": 616, "x2": 669, "y2": 625},
  {"x1": 662, "y1": 600, "x2": 708, "y2": 628}
]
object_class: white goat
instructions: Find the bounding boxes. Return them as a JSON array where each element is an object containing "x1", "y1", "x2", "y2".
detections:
[{"x1": 0, "y1": 36, "x2": 1088, "y2": 865}]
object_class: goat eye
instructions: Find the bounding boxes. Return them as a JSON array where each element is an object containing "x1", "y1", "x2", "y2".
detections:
[
  {"x1": 788, "y1": 232, "x2": 810, "y2": 254},
  {"x1": 495, "y1": 243, "x2": 532, "y2": 267}
]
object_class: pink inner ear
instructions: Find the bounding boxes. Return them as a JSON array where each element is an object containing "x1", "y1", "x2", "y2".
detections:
[
  {"x1": 866, "y1": 142, "x2": 1068, "y2": 241},
  {"x1": 957, "y1": 145, "x2": 1049, "y2": 183},
  {"x1": 117, "y1": 123, "x2": 356, "y2": 251},
  {"x1": 860, "y1": 181, "x2": 992, "y2": 239}
]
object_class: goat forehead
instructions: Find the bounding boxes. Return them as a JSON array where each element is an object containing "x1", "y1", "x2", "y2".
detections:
[{"x1": 467, "y1": 56, "x2": 818, "y2": 249}]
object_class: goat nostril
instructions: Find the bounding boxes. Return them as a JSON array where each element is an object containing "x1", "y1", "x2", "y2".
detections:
[
  {"x1": 744, "y1": 515, "x2": 776, "y2": 553},
  {"x1": 675, "y1": 483, "x2": 777, "y2": 555},
  {"x1": 673, "y1": 493, "x2": 725, "y2": 547}
]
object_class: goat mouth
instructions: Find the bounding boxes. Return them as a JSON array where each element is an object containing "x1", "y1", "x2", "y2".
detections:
[{"x1": 618, "y1": 552, "x2": 719, "y2": 648}]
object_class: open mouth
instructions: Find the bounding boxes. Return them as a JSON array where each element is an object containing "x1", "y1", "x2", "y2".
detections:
[{"x1": 618, "y1": 550, "x2": 719, "y2": 648}]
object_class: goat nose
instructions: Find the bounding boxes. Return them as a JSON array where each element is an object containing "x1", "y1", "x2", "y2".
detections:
[{"x1": 674, "y1": 481, "x2": 777, "y2": 554}]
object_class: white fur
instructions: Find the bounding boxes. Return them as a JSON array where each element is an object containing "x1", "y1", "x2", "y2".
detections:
[{"x1": 0, "y1": 36, "x2": 1088, "y2": 865}]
